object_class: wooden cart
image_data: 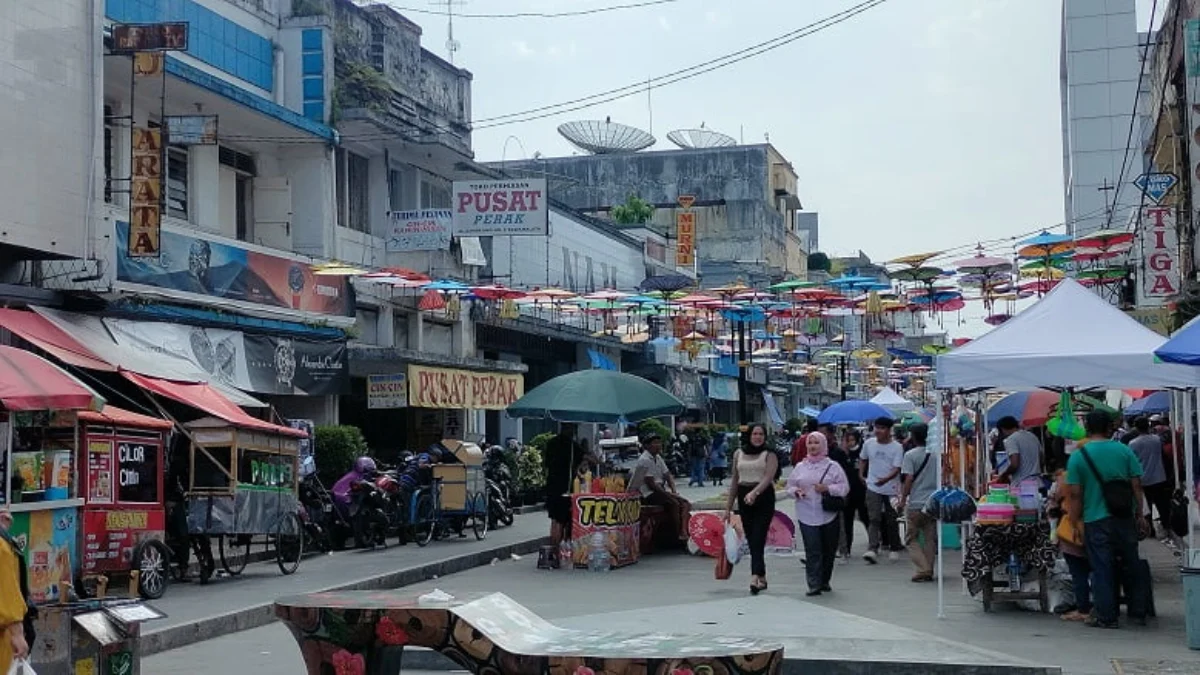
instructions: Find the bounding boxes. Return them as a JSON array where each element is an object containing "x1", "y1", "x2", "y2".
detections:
[{"x1": 410, "y1": 439, "x2": 488, "y2": 545}]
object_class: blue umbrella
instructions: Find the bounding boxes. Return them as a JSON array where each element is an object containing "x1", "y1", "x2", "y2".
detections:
[
  {"x1": 1125, "y1": 391, "x2": 1170, "y2": 417},
  {"x1": 1020, "y1": 231, "x2": 1072, "y2": 247},
  {"x1": 817, "y1": 400, "x2": 895, "y2": 425},
  {"x1": 827, "y1": 275, "x2": 877, "y2": 287},
  {"x1": 423, "y1": 279, "x2": 470, "y2": 292},
  {"x1": 1156, "y1": 319, "x2": 1200, "y2": 365}
]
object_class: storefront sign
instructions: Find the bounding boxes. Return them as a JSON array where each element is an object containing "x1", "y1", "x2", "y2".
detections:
[
  {"x1": 166, "y1": 115, "x2": 218, "y2": 145},
  {"x1": 87, "y1": 440, "x2": 114, "y2": 505},
  {"x1": 666, "y1": 369, "x2": 706, "y2": 410},
  {"x1": 705, "y1": 376, "x2": 740, "y2": 402},
  {"x1": 1133, "y1": 173, "x2": 1177, "y2": 204},
  {"x1": 117, "y1": 440, "x2": 160, "y2": 503},
  {"x1": 239, "y1": 449, "x2": 294, "y2": 490},
  {"x1": 407, "y1": 365, "x2": 524, "y2": 410},
  {"x1": 82, "y1": 509, "x2": 165, "y2": 575},
  {"x1": 675, "y1": 211, "x2": 695, "y2": 267},
  {"x1": 11, "y1": 507, "x2": 78, "y2": 604},
  {"x1": 103, "y1": 317, "x2": 349, "y2": 396},
  {"x1": 114, "y1": 222, "x2": 353, "y2": 317},
  {"x1": 367, "y1": 374, "x2": 408, "y2": 409},
  {"x1": 112, "y1": 23, "x2": 188, "y2": 53},
  {"x1": 387, "y1": 209, "x2": 452, "y2": 251},
  {"x1": 1138, "y1": 205, "x2": 1180, "y2": 303},
  {"x1": 128, "y1": 127, "x2": 162, "y2": 258},
  {"x1": 570, "y1": 494, "x2": 640, "y2": 569},
  {"x1": 1126, "y1": 307, "x2": 1174, "y2": 336},
  {"x1": 452, "y1": 179, "x2": 548, "y2": 237},
  {"x1": 288, "y1": 419, "x2": 315, "y2": 464}
]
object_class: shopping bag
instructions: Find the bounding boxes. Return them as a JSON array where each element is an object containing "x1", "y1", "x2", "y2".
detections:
[
  {"x1": 715, "y1": 551, "x2": 732, "y2": 579},
  {"x1": 724, "y1": 523, "x2": 742, "y2": 565},
  {"x1": 7, "y1": 658, "x2": 36, "y2": 675}
]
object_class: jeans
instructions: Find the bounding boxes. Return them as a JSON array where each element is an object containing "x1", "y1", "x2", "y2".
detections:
[
  {"x1": 689, "y1": 457, "x2": 707, "y2": 486},
  {"x1": 1084, "y1": 516, "x2": 1145, "y2": 624},
  {"x1": 865, "y1": 491, "x2": 901, "y2": 553},
  {"x1": 1063, "y1": 552, "x2": 1092, "y2": 614},
  {"x1": 839, "y1": 495, "x2": 868, "y2": 556},
  {"x1": 736, "y1": 485, "x2": 775, "y2": 577},
  {"x1": 799, "y1": 518, "x2": 841, "y2": 591},
  {"x1": 904, "y1": 509, "x2": 937, "y2": 577}
]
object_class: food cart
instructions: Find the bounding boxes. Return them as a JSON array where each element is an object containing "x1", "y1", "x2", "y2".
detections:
[
  {"x1": 185, "y1": 417, "x2": 307, "y2": 575},
  {"x1": 412, "y1": 439, "x2": 487, "y2": 545},
  {"x1": 76, "y1": 406, "x2": 173, "y2": 599}
]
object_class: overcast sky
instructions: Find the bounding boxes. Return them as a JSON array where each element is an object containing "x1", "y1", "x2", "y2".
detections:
[{"x1": 401, "y1": 0, "x2": 1161, "y2": 337}]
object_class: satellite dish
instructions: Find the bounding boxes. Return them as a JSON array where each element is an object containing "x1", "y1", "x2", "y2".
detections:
[
  {"x1": 667, "y1": 128, "x2": 736, "y2": 149},
  {"x1": 557, "y1": 119, "x2": 655, "y2": 154}
]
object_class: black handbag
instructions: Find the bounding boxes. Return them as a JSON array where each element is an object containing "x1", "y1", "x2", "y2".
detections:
[{"x1": 818, "y1": 465, "x2": 846, "y2": 512}]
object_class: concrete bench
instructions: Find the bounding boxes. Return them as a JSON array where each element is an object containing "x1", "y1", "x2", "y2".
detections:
[{"x1": 275, "y1": 591, "x2": 783, "y2": 675}]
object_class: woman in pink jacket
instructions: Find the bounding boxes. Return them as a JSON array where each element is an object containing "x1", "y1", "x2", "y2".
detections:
[{"x1": 786, "y1": 432, "x2": 850, "y2": 596}]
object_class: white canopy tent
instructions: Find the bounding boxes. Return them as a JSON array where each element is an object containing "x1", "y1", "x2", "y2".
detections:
[
  {"x1": 930, "y1": 278, "x2": 1200, "y2": 618},
  {"x1": 869, "y1": 387, "x2": 915, "y2": 412},
  {"x1": 936, "y1": 278, "x2": 1199, "y2": 390}
]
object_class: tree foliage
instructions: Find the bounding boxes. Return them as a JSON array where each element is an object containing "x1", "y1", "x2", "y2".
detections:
[
  {"x1": 807, "y1": 251, "x2": 831, "y2": 272},
  {"x1": 611, "y1": 195, "x2": 655, "y2": 225}
]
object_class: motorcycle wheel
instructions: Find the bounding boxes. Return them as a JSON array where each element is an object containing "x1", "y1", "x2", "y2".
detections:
[
  {"x1": 135, "y1": 540, "x2": 171, "y2": 600},
  {"x1": 499, "y1": 502, "x2": 515, "y2": 527}
]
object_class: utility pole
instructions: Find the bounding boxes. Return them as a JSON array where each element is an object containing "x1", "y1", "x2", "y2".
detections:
[
  {"x1": 1097, "y1": 178, "x2": 1116, "y2": 224},
  {"x1": 737, "y1": 320, "x2": 749, "y2": 423},
  {"x1": 432, "y1": 0, "x2": 466, "y2": 64}
]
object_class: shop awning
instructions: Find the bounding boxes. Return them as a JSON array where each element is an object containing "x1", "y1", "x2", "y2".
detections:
[
  {"x1": 0, "y1": 308, "x2": 113, "y2": 371},
  {"x1": 78, "y1": 405, "x2": 173, "y2": 431},
  {"x1": 0, "y1": 345, "x2": 105, "y2": 411},
  {"x1": 123, "y1": 371, "x2": 303, "y2": 437}
]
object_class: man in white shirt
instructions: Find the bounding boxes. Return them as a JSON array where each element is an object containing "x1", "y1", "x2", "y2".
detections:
[
  {"x1": 860, "y1": 417, "x2": 905, "y2": 563},
  {"x1": 627, "y1": 433, "x2": 690, "y2": 542}
]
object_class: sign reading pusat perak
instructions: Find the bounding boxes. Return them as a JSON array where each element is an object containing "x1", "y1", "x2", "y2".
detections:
[{"x1": 452, "y1": 179, "x2": 548, "y2": 237}]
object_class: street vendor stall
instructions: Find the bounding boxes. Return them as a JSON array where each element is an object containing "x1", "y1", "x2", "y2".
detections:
[
  {"x1": 77, "y1": 406, "x2": 174, "y2": 599},
  {"x1": 935, "y1": 279, "x2": 1199, "y2": 617}
]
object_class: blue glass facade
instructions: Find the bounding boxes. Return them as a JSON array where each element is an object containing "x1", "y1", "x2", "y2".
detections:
[
  {"x1": 300, "y1": 28, "x2": 325, "y2": 123},
  {"x1": 106, "y1": 0, "x2": 274, "y2": 91}
]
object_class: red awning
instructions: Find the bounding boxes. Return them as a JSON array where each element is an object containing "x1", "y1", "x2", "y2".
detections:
[
  {"x1": 0, "y1": 308, "x2": 113, "y2": 371},
  {"x1": 0, "y1": 345, "x2": 105, "y2": 411},
  {"x1": 78, "y1": 405, "x2": 173, "y2": 431},
  {"x1": 122, "y1": 371, "x2": 304, "y2": 437}
]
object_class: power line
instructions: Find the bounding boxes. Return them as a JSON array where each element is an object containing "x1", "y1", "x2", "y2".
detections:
[
  {"x1": 382, "y1": 0, "x2": 679, "y2": 19},
  {"x1": 1103, "y1": 0, "x2": 1159, "y2": 231}
]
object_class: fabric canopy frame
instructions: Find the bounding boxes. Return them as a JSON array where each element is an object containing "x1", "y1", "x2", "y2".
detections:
[
  {"x1": 0, "y1": 345, "x2": 105, "y2": 411},
  {"x1": 936, "y1": 278, "x2": 1200, "y2": 390}
]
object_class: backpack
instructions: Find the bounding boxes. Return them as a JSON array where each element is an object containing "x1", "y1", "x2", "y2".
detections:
[{"x1": 1079, "y1": 447, "x2": 1135, "y2": 519}]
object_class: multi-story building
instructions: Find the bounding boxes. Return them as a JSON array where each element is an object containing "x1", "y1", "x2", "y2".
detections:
[{"x1": 1060, "y1": 0, "x2": 1143, "y2": 236}]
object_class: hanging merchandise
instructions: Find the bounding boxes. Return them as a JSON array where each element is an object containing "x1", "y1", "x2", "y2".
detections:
[
  {"x1": 444, "y1": 294, "x2": 462, "y2": 320},
  {"x1": 499, "y1": 298, "x2": 520, "y2": 320},
  {"x1": 1046, "y1": 390, "x2": 1085, "y2": 440},
  {"x1": 924, "y1": 487, "x2": 977, "y2": 523}
]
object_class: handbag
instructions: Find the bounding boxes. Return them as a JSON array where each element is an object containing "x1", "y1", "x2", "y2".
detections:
[
  {"x1": 1079, "y1": 447, "x2": 1135, "y2": 519},
  {"x1": 7, "y1": 659, "x2": 36, "y2": 675},
  {"x1": 715, "y1": 550, "x2": 732, "y2": 580},
  {"x1": 818, "y1": 465, "x2": 846, "y2": 512}
]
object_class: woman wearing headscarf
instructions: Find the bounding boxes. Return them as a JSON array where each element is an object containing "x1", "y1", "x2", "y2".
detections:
[
  {"x1": 724, "y1": 424, "x2": 779, "y2": 595},
  {"x1": 787, "y1": 432, "x2": 850, "y2": 596}
]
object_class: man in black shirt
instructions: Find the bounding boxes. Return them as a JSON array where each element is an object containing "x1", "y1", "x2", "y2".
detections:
[{"x1": 544, "y1": 423, "x2": 584, "y2": 545}]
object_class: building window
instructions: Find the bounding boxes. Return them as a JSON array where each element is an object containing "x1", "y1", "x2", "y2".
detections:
[
  {"x1": 420, "y1": 178, "x2": 451, "y2": 209},
  {"x1": 337, "y1": 149, "x2": 370, "y2": 232},
  {"x1": 355, "y1": 307, "x2": 379, "y2": 344},
  {"x1": 103, "y1": 105, "x2": 114, "y2": 204},
  {"x1": 220, "y1": 147, "x2": 257, "y2": 241},
  {"x1": 166, "y1": 146, "x2": 189, "y2": 220},
  {"x1": 389, "y1": 165, "x2": 417, "y2": 211}
]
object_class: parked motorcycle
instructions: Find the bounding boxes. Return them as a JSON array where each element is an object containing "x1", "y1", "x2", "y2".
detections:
[
  {"x1": 484, "y1": 446, "x2": 514, "y2": 528},
  {"x1": 332, "y1": 457, "x2": 389, "y2": 550},
  {"x1": 665, "y1": 438, "x2": 688, "y2": 478}
]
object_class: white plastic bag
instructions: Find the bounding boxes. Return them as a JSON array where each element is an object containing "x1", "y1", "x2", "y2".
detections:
[
  {"x1": 8, "y1": 658, "x2": 36, "y2": 675},
  {"x1": 724, "y1": 523, "x2": 742, "y2": 565}
]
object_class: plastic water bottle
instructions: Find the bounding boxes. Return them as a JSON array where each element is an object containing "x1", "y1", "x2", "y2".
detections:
[
  {"x1": 588, "y1": 532, "x2": 610, "y2": 573},
  {"x1": 1007, "y1": 553, "x2": 1021, "y2": 592},
  {"x1": 558, "y1": 540, "x2": 571, "y2": 569}
]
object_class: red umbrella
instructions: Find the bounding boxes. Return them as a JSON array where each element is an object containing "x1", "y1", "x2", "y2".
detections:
[{"x1": 687, "y1": 512, "x2": 726, "y2": 557}]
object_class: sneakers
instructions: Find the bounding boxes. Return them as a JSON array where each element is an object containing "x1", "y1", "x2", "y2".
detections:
[
  {"x1": 838, "y1": 555, "x2": 849, "y2": 565},
  {"x1": 888, "y1": 551, "x2": 900, "y2": 562},
  {"x1": 863, "y1": 550, "x2": 878, "y2": 564}
]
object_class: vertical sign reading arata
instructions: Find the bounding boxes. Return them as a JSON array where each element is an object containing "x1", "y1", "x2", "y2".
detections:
[
  {"x1": 452, "y1": 179, "x2": 548, "y2": 237},
  {"x1": 1138, "y1": 205, "x2": 1180, "y2": 304},
  {"x1": 128, "y1": 128, "x2": 162, "y2": 257}
]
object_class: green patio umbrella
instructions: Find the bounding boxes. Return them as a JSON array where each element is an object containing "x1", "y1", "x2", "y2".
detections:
[{"x1": 506, "y1": 370, "x2": 685, "y2": 424}]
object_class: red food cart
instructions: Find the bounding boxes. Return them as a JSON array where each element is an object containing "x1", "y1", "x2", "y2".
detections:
[{"x1": 76, "y1": 406, "x2": 173, "y2": 599}]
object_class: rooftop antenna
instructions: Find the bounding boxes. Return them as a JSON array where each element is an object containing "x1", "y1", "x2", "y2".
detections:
[
  {"x1": 433, "y1": 0, "x2": 466, "y2": 64},
  {"x1": 646, "y1": 75, "x2": 653, "y2": 135}
]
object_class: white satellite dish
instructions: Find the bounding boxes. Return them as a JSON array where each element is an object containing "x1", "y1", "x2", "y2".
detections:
[
  {"x1": 557, "y1": 118, "x2": 656, "y2": 154},
  {"x1": 667, "y1": 127, "x2": 737, "y2": 149}
]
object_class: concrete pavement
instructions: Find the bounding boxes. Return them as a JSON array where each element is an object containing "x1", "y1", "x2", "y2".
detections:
[{"x1": 141, "y1": 514, "x2": 549, "y2": 655}]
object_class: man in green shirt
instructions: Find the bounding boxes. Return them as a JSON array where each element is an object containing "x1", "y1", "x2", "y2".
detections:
[{"x1": 1065, "y1": 411, "x2": 1148, "y2": 629}]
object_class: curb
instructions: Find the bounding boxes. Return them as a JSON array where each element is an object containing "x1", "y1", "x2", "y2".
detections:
[
  {"x1": 398, "y1": 649, "x2": 1059, "y2": 675},
  {"x1": 515, "y1": 503, "x2": 545, "y2": 515},
  {"x1": 141, "y1": 535, "x2": 550, "y2": 657}
]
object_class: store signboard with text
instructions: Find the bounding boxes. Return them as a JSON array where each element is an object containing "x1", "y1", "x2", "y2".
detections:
[
  {"x1": 386, "y1": 209, "x2": 452, "y2": 251},
  {"x1": 452, "y1": 179, "x2": 548, "y2": 237},
  {"x1": 1137, "y1": 205, "x2": 1180, "y2": 306},
  {"x1": 115, "y1": 221, "x2": 353, "y2": 317},
  {"x1": 367, "y1": 373, "x2": 408, "y2": 409},
  {"x1": 406, "y1": 365, "x2": 524, "y2": 410}
]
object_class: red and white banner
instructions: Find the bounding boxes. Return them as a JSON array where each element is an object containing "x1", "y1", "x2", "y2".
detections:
[
  {"x1": 1138, "y1": 205, "x2": 1180, "y2": 305},
  {"x1": 452, "y1": 179, "x2": 548, "y2": 237}
]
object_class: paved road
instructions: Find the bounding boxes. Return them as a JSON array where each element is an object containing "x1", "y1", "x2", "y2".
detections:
[{"x1": 146, "y1": 518, "x2": 1200, "y2": 675}]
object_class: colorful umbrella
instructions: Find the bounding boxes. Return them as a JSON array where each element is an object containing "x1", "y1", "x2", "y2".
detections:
[{"x1": 687, "y1": 512, "x2": 726, "y2": 558}]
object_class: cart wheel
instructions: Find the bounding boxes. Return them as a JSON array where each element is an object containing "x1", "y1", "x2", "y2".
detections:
[
  {"x1": 219, "y1": 535, "x2": 251, "y2": 576},
  {"x1": 275, "y1": 513, "x2": 304, "y2": 575},
  {"x1": 135, "y1": 541, "x2": 171, "y2": 600},
  {"x1": 470, "y1": 492, "x2": 489, "y2": 541},
  {"x1": 413, "y1": 492, "x2": 436, "y2": 547}
]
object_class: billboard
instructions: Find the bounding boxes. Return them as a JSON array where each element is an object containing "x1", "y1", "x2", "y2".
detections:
[
  {"x1": 407, "y1": 365, "x2": 523, "y2": 410},
  {"x1": 452, "y1": 179, "x2": 548, "y2": 236},
  {"x1": 386, "y1": 209, "x2": 452, "y2": 251},
  {"x1": 1137, "y1": 205, "x2": 1180, "y2": 304},
  {"x1": 111, "y1": 22, "x2": 189, "y2": 53},
  {"x1": 104, "y1": 317, "x2": 348, "y2": 396},
  {"x1": 115, "y1": 222, "x2": 353, "y2": 317}
]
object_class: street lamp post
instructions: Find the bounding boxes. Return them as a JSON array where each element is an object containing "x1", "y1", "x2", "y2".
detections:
[{"x1": 737, "y1": 319, "x2": 749, "y2": 422}]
